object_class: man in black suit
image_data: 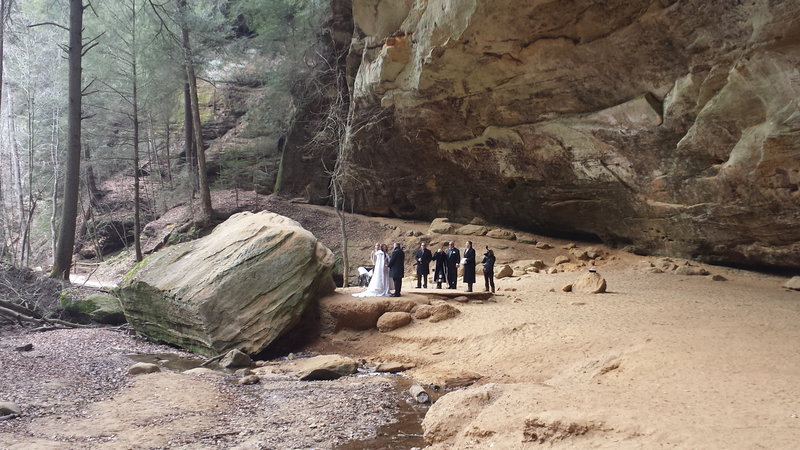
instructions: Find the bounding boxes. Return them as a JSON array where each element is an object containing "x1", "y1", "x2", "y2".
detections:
[
  {"x1": 414, "y1": 242, "x2": 433, "y2": 288},
  {"x1": 445, "y1": 241, "x2": 460, "y2": 289},
  {"x1": 388, "y1": 242, "x2": 405, "y2": 297},
  {"x1": 462, "y1": 240, "x2": 476, "y2": 292}
]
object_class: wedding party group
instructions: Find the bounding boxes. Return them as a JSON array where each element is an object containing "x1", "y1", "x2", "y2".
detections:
[{"x1": 353, "y1": 240, "x2": 497, "y2": 298}]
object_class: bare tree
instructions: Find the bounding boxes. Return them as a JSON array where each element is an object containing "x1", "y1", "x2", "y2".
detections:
[
  {"x1": 3, "y1": 84, "x2": 22, "y2": 262},
  {"x1": 0, "y1": 0, "x2": 14, "y2": 263},
  {"x1": 178, "y1": 0, "x2": 212, "y2": 224},
  {"x1": 49, "y1": 106, "x2": 61, "y2": 261},
  {"x1": 0, "y1": 0, "x2": 14, "y2": 118},
  {"x1": 306, "y1": 43, "x2": 388, "y2": 287}
]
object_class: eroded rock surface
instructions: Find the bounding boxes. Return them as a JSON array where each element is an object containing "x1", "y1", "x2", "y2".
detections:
[
  {"x1": 336, "y1": 0, "x2": 800, "y2": 268},
  {"x1": 115, "y1": 211, "x2": 335, "y2": 356}
]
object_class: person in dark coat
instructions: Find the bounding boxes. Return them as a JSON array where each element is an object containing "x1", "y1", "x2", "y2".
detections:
[
  {"x1": 482, "y1": 246, "x2": 496, "y2": 293},
  {"x1": 462, "y1": 240, "x2": 476, "y2": 292},
  {"x1": 414, "y1": 242, "x2": 433, "y2": 288},
  {"x1": 445, "y1": 241, "x2": 460, "y2": 289},
  {"x1": 432, "y1": 245, "x2": 447, "y2": 289},
  {"x1": 387, "y1": 242, "x2": 405, "y2": 297}
]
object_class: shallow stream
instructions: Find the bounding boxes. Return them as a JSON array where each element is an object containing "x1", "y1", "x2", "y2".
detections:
[{"x1": 127, "y1": 353, "x2": 434, "y2": 448}]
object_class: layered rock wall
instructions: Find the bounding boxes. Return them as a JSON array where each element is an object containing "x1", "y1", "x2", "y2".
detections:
[{"x1": 342, "y1": 0, "x2": 800, "y2": 267}]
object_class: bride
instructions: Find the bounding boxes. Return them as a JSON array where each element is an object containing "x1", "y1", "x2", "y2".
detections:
[{"x1": 353, "y1": 243, "x2": 391, "y2": 297}]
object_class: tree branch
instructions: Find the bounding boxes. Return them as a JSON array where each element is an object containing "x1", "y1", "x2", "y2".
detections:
[{"x1": 29, "y1": 22, "x2": 69, "y2": 32}]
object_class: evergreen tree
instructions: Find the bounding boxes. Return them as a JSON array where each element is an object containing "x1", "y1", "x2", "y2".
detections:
[{"x1": 52, "y1": 0, "x2": 88, "y2": 279}]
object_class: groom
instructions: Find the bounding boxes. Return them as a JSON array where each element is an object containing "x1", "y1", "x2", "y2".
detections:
[{"x1": 388, "y1": 242, "x2": 405, "y2": 297}]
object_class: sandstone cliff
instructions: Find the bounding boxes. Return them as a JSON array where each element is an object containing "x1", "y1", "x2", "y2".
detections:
[{"x1": 340, "y1": 0, "x2": 800, "y2": 268}]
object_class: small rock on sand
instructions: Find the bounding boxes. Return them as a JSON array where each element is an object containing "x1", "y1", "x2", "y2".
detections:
[
  {"x1": 128, "y1": 362, "x2": 161, "y2": 375},
  {"x1": 377, "y1": 312, "x2": 413, "y2": 332},
  {"x1": 572, "y1": 271, "x2": 607, "y2": 294},
  {"x1": 783, "y1": 276, "x2": 800, "y2": 290},
  {"x1": 221, "y1": 349, "x2": 253, "y2": 369}
]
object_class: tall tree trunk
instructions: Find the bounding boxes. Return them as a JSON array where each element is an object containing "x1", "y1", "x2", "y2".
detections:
[
  {"x1": 183, "y1": 78, "x2": 196, "y2": 192},
  {"x1": 24, "y1": 69, "x2": 34, "y2": 266},
  {"x1": 179, "y1": 0, "x2": 212, "y2": 223},
  {"x1": 0, "y1": 149, "x2": 4, "y2": 262},
  {"x1": 83, "y1": 144, "x2": 99, "y2": 205},
  {"x1": 0, "y1": 0, "x2": 11, "y2": 263},
  {"x1": 147, "y1": 114, "x2": 163, "y2": 190},
  {"x1": 131, "y1": 3, "x2": 143, "y2": 262},
  {"x1": 6, "y1": 83, "x2": 25, "y2": 266},
  {"x1": 50, "y1": 108, "x2": 60, "y2": 263},
  {"x1": 0, "y1": 0, "x2": 10, "y2": 123},
  {"x1": 0, "y1": 169, "x2": 4, "y2": 262},
  {"x1": 164, "y1": 120, "x2": 173, "y2": 189},
  {"x1": 52, "y1": 0, "x2": 83, "y2": 280},
  {"x1": 187, "y1": 71, "x2": 212, "y2": 223}
]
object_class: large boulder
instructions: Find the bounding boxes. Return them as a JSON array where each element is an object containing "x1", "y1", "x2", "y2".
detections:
[
  {"x1": 429, "y1": 218, "x2": 458, "y2": 234},
  {"x1": 115, "y1": 211, "x2": 335, "y2": 357},
  {"x1": 456, "y1": 225, "x2": 488, "y2": 236}
]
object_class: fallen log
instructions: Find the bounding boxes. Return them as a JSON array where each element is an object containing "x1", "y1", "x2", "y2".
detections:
[
  {"x1": 0, "y1": 306, "x2": 93, "y2": 329},
  {"x1": 200, "y1": 353, "x2": 226, "y2": 367},
  {"x1": 0, "y1": 299, "x2": 41, "y2": 319}
]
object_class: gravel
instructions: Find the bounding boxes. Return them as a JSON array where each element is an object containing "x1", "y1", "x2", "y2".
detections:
[
  {"x1": 0, "y1": 327, "x2": 194, "y2": 425},
  {"x1": 0, "y1": 326, "x2": 407, "y2": 448}
]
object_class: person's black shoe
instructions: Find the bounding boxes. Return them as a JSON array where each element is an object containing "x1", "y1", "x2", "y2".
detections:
[
  {"x1": 416, "y1": 285, "x2": 421, "y2": 289},
  {"x1": 466, "y1": 289, "x2": 472, "y2": 292}
]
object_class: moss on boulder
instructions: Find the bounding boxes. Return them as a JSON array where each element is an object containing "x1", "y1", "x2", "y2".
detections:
[{"x1": 115, "y1": 211, "x2": 335, "y2": 357}]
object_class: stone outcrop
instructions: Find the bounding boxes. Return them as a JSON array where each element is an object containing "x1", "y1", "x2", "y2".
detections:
[
  {"x1": 115, "y1": 211, "x2": 335, "y2": 357},
  {"x1": 320, "y1": 295, "x2": 427, "y2": 331},
  {"x1": 334, "y1": 0, "x2": 800, "y2": 269}
]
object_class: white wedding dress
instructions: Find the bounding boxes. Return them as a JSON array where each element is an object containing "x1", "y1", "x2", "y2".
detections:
[{"x1": 353, "y1": 250, "x2": 391, "y2": 297}]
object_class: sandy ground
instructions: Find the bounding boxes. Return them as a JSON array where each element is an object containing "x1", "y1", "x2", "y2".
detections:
[
  {"x1": 2, "y1": 203, "x2": 799, "y2": 449},
  {"x1": 318, "y1": 249, "x2": 800, "y2": 448}
]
